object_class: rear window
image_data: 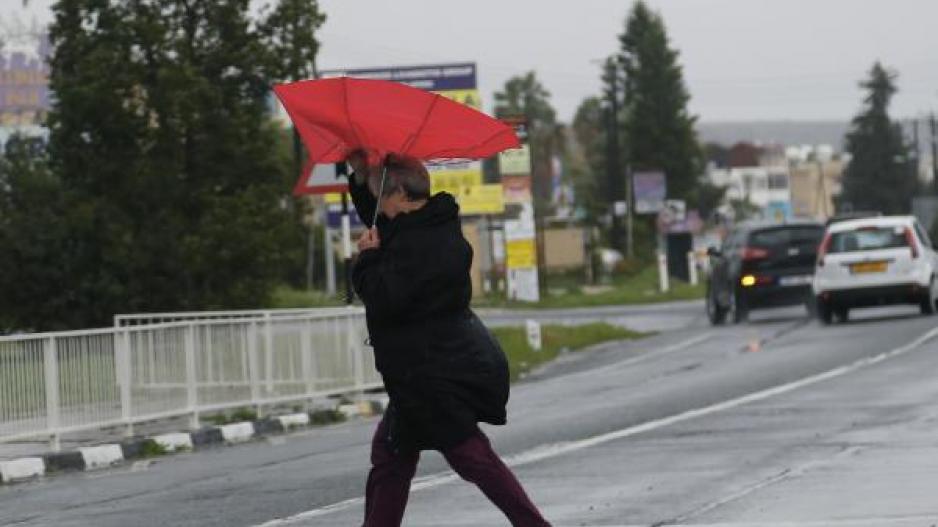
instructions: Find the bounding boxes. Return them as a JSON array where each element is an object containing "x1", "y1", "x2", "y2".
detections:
[
  {"x1": 828, "y1": 226, "x2": 908, "y2": 253},
  {"x1": 749, "y1": 226, "x2": 823, "y2": 248}
]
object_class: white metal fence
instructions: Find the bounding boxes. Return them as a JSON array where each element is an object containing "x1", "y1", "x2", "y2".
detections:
[{"x1": 1, "y1": 308, "x2": 379, "y2": 450}]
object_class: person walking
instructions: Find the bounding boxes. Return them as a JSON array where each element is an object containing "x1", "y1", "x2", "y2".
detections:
[{"x1": 346, "y1": 151, "x2": 551, "y2": 527}]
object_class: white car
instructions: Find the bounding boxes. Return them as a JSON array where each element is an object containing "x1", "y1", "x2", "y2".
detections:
[{"x1": 813, "y1": 215, "x2": 938, "y2": 323}]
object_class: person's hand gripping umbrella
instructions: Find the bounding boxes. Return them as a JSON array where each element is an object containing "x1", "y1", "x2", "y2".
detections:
[{"x1": 273, "y1": 76, "x2": 521, "y2": 223}]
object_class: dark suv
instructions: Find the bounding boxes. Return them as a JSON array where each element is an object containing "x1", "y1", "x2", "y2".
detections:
[{"x1": 706, "y1": 221, "x2": 825, "y2": 324}]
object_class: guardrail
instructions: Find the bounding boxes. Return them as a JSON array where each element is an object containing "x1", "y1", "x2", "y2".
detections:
[{"x1": 1, "y1": 308, "x2": 379, "y2": 451}]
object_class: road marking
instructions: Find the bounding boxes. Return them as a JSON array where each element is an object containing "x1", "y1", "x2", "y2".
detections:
[
  {"x1": 254, "y1": 326, "x2": 938, "y2": 526},
  {"x1": 548, "y1": 333, "x2": 713, "y2": 385}
]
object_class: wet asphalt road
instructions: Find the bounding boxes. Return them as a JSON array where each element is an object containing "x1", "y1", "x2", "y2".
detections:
[{"x1": 2, "y1": 302, "x2": 937, "y2": 526}]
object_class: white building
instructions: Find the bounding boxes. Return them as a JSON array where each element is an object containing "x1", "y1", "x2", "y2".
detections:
[{"x1": 709, "y1": 166, "x2": 791, "y2": 209}]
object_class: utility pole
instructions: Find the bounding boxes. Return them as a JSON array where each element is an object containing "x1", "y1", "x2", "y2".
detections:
[
  {"x1": 603, "y1": 57, "x2": 625, "y2": 255},
  {"x1": 930, "y1": 113, "x2": 938, "y2": 194}
]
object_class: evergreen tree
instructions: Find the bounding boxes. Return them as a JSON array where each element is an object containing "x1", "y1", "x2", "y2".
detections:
[
  {"x1": 840, "y1": 62, "x2": 916, "y2": 214},
  {"x1": 0, "y1": 137, "x2": 75, "y2": 331},
  {"x1": 34, "y1": 0, "x2": 322, "y2": 328},
  {"x1": 571, "y1": 96, "x2": 607, "y2": 223},
  {"x1": 618, "y1": 1, "x2": 703, "y2": 203}
]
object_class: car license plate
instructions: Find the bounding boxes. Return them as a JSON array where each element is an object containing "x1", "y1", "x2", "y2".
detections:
[
  {"x1": 779, "y1": 275, "x2": 812, "y2": 286},
  {"x1": 850, "y1": 261, "x2": 887, "y2": 274}
]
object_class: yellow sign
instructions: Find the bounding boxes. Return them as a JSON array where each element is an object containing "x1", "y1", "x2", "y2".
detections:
[
  {"x1": 458, "y1": 184, "x2": 505, "y2": 215},
  {"x1": 433, "y1": 89, "x2": 482, "y2": 110},
  {"x1": 430, "y1": 168, "x2": 483, "y2": 196},
  {"x1": 506, "y1": 239, "x2": 537, "y2": 269}
]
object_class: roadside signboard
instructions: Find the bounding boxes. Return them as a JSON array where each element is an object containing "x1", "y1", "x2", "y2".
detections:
[
  {"x1": 458, "y1": 184, "x2": 505, "y2": 215},
  {"x1": 0, "y1": 35, "x2": 50, "y2": 129},
  {"x1": 633, "y1": 171, "x2": 667, "y2": 214},
  {"x1": 498, "y1": 144, "x2": 531, "y2": 176},
  {"x1": 293, "y1": 163, "x2": 348, "y2": 196}
]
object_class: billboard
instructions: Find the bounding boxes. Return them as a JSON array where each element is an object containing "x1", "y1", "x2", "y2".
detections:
[
  {"x1": 633, "y1": 171, "x2": 667, "y2": 214},
  {"x1": 0, "y1": 34, "x2": 51, "y2": 130}
]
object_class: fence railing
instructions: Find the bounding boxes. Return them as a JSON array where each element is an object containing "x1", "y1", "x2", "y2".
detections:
[
  {"x1": 1, "y1": 308, "x2": 379, "y2": 451},
  {"x1": 113, "y1": 307, "x2": 354, "y2": 327}
]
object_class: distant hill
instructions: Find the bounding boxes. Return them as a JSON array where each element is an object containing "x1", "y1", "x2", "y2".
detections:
[{"x1": 697, "y1": 120, "x2": 849, "y2": 149}]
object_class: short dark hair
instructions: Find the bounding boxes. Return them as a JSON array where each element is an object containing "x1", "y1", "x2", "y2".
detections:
[{"x1": 369, "y1": 154, "x2": 431, "y2": 201}]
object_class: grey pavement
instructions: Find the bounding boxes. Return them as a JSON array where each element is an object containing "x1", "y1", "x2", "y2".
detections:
[{"x1": 1, "y1": 303, "x2": 936, "y2": 526}]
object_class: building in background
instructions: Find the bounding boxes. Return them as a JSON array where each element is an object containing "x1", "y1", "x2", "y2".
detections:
[
  {"x1": 707, "y1": 142, "x2": 846, "y2": 222},
  {"x1": 787, "y1": 145, "x2": 845, "y2": 220},
  {"x1": 708, "y1": 142, "x2": 792, "y2": 221}
]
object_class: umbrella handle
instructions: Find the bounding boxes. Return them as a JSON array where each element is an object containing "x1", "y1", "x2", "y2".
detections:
[{"x1": 371, "y1": 164, "x2": 388, "y2": 228}]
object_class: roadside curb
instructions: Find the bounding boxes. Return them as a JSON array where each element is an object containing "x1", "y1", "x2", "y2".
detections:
[{"x1": 0, "y1": 397, "x2": 386, "y2": 485}]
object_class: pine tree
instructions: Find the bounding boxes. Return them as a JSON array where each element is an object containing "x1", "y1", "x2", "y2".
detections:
[
  {"x1": 618, "y1": 1, "x2": 702, "y2": 202},
  {"x1": 840, "y1": 62, "x2": 916, "y2": 214}
]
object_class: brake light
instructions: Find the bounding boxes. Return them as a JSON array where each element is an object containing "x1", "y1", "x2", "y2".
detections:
[
  {"x1": 740, "y1": 247, "x2": 769, "y2": 261},
  {"x1": 905, "y1": 228, "x2": 919, "y2": 259},
  {"x1": 817, "y1": 233, "x2": 832, "y2": 267}
]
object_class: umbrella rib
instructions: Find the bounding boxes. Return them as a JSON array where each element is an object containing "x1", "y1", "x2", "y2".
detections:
[{"x1": 399, "y1": 93, "x2": 441, "y2": 156}]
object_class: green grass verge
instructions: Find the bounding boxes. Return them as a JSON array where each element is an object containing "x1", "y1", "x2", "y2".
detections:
[
  {"x1": 475, "y1": 266, "x2": 704, "y2": 309},
  {"x1": 491, "y1": 323, "x2": 649, "y2": 382},
  {"x1": 269, "y1": 286, "x2": 344, "y2": 309}
]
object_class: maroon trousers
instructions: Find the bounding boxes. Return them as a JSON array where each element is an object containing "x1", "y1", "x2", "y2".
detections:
[{"x1": 362, "y1": 417, "x2": 551, "y2": 526}]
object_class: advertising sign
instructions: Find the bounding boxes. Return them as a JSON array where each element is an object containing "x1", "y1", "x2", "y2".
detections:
[
  {"x1": 428, "y1": 161, "x2": 483, "y2": 195},
  {"x1": 505, "y1": 239, "x2": 537, "y2": 269},
  {"x1": 293, "y1": 163, "x2": 348, "y2": 196},
  {"x1": 0, "y1": 34, "x2": 51, "y2": 129},
  {"x1": 502, "y1": 175, "x2": 533, "y2": 204},
  {"x1": 458, "y1": 184, "x2": 505, "y2": 215},
  {"x1": 507, "y1": 268, "x2": 540, "y2": 302},
  {"x1": 498, "y1": 145, "x2": 531, "y2": 176},
  {"x1": 633, "y1": 171, "x2": 667, "y2": 214}
]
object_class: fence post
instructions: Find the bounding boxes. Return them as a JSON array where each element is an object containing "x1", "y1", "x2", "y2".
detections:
[
  {"x1": 657, "y1": 251, "x2": 670, "y2": 293},
  {"x1": 264, "y1": 313, "x2": 274, "y2": 398},
  {"x1": 43, "y1": 337, "x2": 61, "y2": 452},
  {"x1": 185, "y1": 324, "x2": 199, "y2": 430},
  {"x1": 117, "y1": 329, "x2": 133, "y2": 438},
  {"x1": 687, "y1": 251, "x2": 699, "y2": 286},
  {"x1": 349, "y1": 315, "x2": 365, "y2": 399},
  {"x1": 300, "y1": 317, "x2": 315, "y2": 402},
  {"x1": 247, "y1": 320, "x2": 261, "y2": 417}
]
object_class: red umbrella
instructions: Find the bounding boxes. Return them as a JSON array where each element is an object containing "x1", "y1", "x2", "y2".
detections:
[{"x1": 273, "y1": 77, "x2": 520, "y2": 166}]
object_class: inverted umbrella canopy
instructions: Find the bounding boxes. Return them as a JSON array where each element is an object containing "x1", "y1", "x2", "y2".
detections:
[{"x1": 273, "y1": 77, "x2": 520, "y2": 165}]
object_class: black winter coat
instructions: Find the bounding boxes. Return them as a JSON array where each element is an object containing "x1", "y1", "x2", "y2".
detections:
[{"x1": 350, "y1": 178, "x2": 510, "y2": 452}]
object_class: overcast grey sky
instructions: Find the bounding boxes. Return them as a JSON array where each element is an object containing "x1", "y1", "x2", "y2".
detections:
[{"x1": 12, "y1": 0, "x2": 938, "y2": 123}]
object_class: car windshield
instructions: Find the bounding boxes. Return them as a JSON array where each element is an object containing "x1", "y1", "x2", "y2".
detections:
[
  {"x1": 749, "y1": 226, "x2": 823, "y2": 249},
  {"x1": 828, "y1": 226, "x2": 908, "y2": 253}
]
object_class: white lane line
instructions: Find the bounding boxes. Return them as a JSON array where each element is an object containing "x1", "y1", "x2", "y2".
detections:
[
  {"x1": 553, "y1": 333, "x2": 714, "y2": 384},
  {"x1": 254, "y1": 326, "x2": 938, "y2": 527},
  {"x1": 605, "y1": 333, "x2": 714, "y2": 371}
]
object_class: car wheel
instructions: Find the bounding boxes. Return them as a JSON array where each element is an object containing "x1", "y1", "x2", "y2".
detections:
[
  {"x1": 805, "y1": 295, "x2": 819, "y2": 318},
  {"x1": 817, "y1": 300, "x2": 833, "y2": 325},
  {"x1": 731, "y1": 289, "x2": 749, "y2": 324},
  {"x1": 706, "y1": 284, "x2": 727, "y2": 326},
  {"x1": 921, "y1": 278, "x2": 937, "y2": 316},
  {"x1": 834, "y1": 307, "x2": 850, "y2": 323}
]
